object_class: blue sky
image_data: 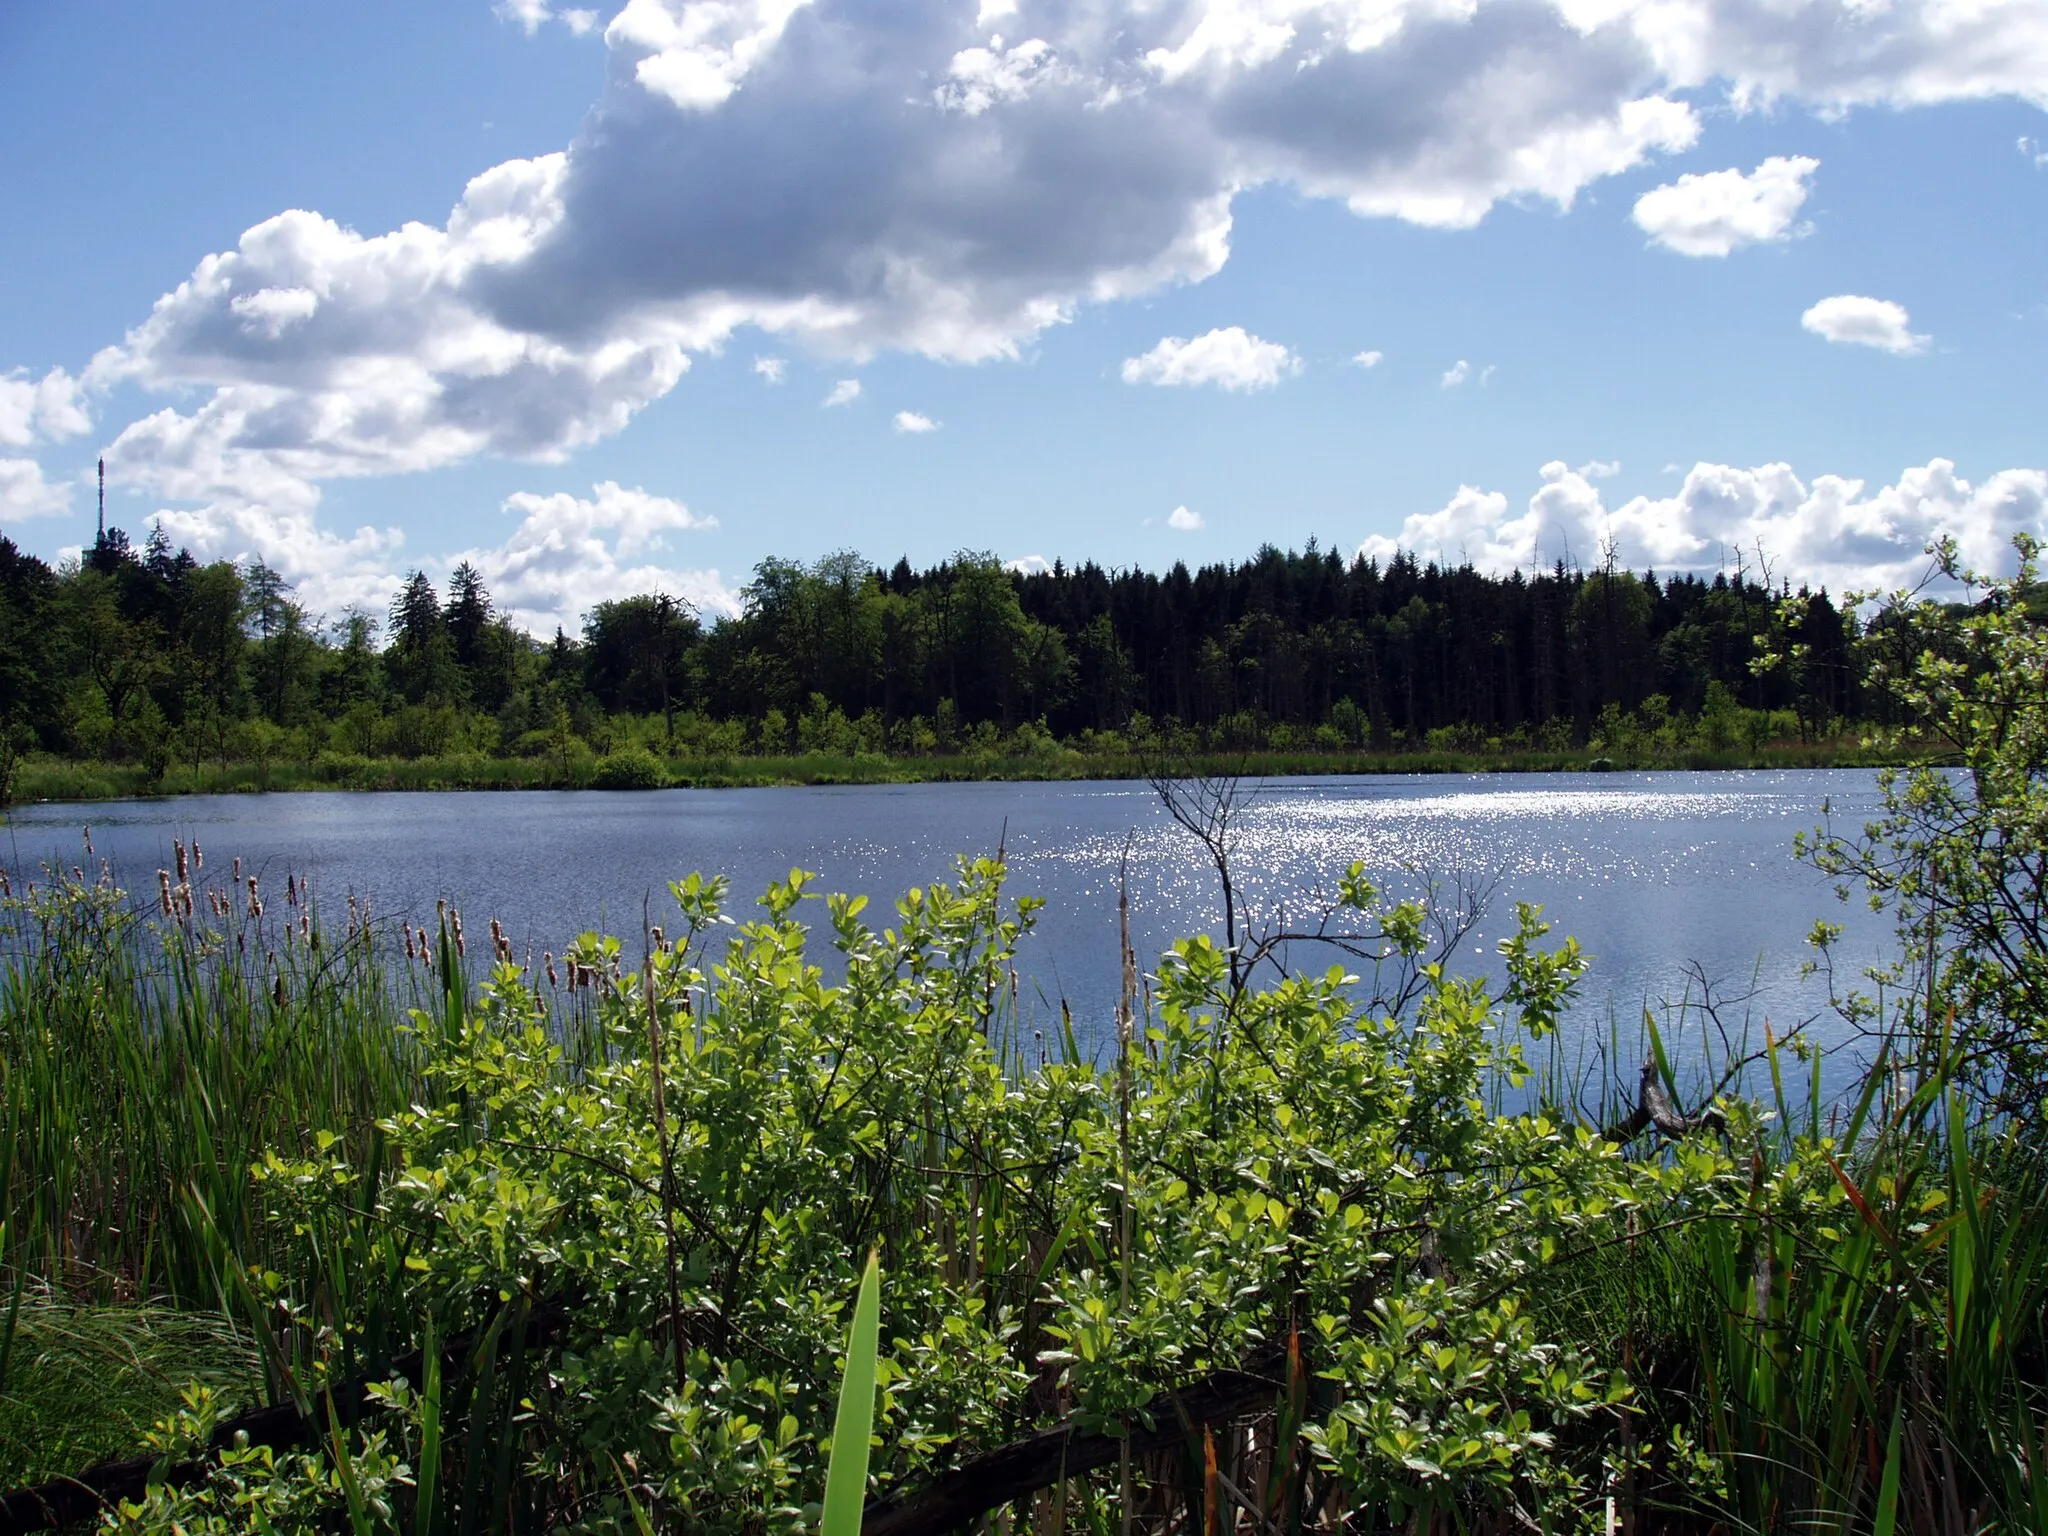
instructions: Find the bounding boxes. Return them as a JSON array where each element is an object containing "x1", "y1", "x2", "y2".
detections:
[{"x1": 1, "y1": 0, "x2": 2043, "y2": 633}]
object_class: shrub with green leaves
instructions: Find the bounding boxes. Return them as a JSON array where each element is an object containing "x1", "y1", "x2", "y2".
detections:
[
  {"x1": 590, "y1": 747, "x2": 669, "y2": 790},
  {"x1": 153, "y1": 858, "x2": 1750, "y2": 1535}
]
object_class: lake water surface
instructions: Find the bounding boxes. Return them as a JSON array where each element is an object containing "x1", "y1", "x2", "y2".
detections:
[{"x1": 4, "y1": 772, "x2": 1897, "y2": 1079}]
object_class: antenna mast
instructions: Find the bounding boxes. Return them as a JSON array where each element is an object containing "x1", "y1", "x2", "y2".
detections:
[{"x1": 97, "y1": 457, "x2": 106, "y2": 539}]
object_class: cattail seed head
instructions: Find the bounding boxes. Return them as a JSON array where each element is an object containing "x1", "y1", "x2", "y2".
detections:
[
  {"x1": 545, "y1": 952, "x2": 558, "y2": 988},
  {"x1": 175, "y1": 841, "x2": 189, "y2": 883},
  {"x1": 158, "y1": 869, "x2": 173, "y2": 916}
]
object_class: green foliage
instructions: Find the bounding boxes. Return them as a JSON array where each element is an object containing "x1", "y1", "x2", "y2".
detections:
[
  {"x1": 1799, "y1": 533, "x2": 2048, "y2": 1113},
  {"x1": 104, "y1": 1384, "x2": 412, "y2": 1536},
  {"x1": 591, "y1": 747, "x2": 669, "y2": 790}
]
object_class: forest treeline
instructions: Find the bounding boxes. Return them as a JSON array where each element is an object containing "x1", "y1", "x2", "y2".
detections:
[{"x1": 1, "y1": 518, "x2": 1875, "y2": 783}]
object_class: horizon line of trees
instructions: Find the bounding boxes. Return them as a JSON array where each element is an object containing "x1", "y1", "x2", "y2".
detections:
[{"x1": 0, "y1": 517, "x2": 1881, "y2": 774}]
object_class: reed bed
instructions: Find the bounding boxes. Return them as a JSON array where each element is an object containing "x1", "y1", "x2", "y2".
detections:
[{"x1": 1, "y1": 848, "x2": 2042, "y2": 1535}]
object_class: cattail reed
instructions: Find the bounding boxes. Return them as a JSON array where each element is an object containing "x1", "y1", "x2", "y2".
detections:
[
  {"x1": 175, "y1": 840, "x2": 189, "y2": 883},
  {"x1": 158, "y1": 869, "x2": 173, "y2": 917},
  {"x1": 545, "y1": 952, "x2": 558, "y2": 988}
]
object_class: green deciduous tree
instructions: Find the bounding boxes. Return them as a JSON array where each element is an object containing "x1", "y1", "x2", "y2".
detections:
[{"x1": 1802, "y1": 534, "x2": 2048, "y2": 1113}]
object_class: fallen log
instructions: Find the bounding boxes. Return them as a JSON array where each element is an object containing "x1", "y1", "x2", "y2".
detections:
[
  {"x1": 6, "y1": 1317, "x2": 1270, "y2": 1536},
  {"x1": 0, "y1": 1297, "x2": 564, "y2": 1535},
  {"x1": 863, "y1": 1358, "x2": 1281, "y2": 1536},
  {"x1": 1605, "y1": 1058, "x2": 1726, "y2": 1144}
]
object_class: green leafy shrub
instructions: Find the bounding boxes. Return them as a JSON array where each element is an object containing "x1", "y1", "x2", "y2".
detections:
[{"x1": 591, "y1": 747, "x2": 669, "y2": 790}]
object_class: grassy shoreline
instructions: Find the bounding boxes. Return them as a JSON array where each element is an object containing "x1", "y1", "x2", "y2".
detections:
[{"x1": 8, "y1": 737, "x2": 1912, "y2": 805}]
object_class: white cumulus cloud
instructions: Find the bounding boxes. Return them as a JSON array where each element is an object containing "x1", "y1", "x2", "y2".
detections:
[
  {"x1": 146, "y1": 501, "x2": 410, "y2": 618},
  {"x1": 0, "y1": 368, "x2": 90, "y2": 448},
  {"x1": 0, "y1": 458, "x2": 73, "y2": 520},
  {"x1": 1632, "y1": 154, "x2": 1819, "y2": 256},
  {"x1": 1801, "y1": 294, "x2": 1930, "y2": 354},
  {"x1": 1122, "y1": 327, "x2": 1301, "y2": 391},
  {"x1": 822, "y1": 378, "x2": 862, "y2": 407},
  {"x1": 892, "y1": 410, "x2": 939, "y2": 432},
  {"x1": 462, "y1": 480, "x2": 731, "y2": 633},
  {"x1": 610, "y1": 0, "x2": 814, "y2": 112},
  {"x1": 1351, "y1": 349, "x2": 1384, "y2": 368},
  {"x1": 1167, "y1": 505, "x2": 1205, "y2": 530},
  {"x1": 753, "y1": 355, "x2": 786, "y2": 383},
  {"x1": 936, "y1": 36, "x2": 1063, "y2": 116},
  {"x1": 140, "y1": 478, "x2": 731, "y2": 634},
  {"x1": 497, "y1": 1, "x2": 600, "y2": 35},
  {"x1": 1358, "y1": 457, "x2": 2048, "y2": 595},
  {"x1": 1441, "y1": 359, "x2": 1471, "y2": 388}
]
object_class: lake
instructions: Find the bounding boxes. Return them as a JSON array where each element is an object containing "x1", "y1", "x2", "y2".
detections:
[{"x1": 3, "y1": 771, "x2": 1899, "y2": 1085}]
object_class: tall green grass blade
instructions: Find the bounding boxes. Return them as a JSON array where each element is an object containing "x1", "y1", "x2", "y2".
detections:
[
  {"x1": 414, "y1": 1313, "x2": 443, "y2": 1536},
  {"x1": 821, "y1": 1250, "x2": 881, "y2": 1536},
  {"x1": 1871, "y1": 1400, "x2": 1904, "y2": 1536},
  {"x1": 610, "y1": 1455, "x2": 657, "y2": 1536}
]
